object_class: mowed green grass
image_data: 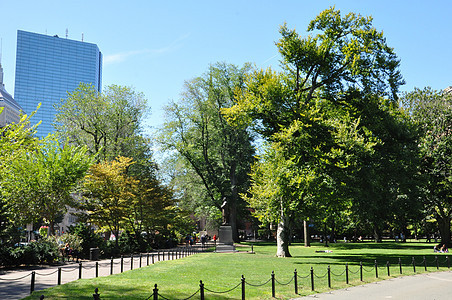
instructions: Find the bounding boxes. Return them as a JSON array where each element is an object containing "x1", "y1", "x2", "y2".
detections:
[{"x1": 25, "y1": 241, "x2": 450, "y2": 299}]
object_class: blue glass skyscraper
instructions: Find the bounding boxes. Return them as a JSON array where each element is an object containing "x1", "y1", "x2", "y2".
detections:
[{"x1": 14, "y1": 30, "x2": 102, "y2": 137}]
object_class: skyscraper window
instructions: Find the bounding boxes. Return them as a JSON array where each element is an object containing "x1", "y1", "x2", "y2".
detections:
[{"x1": 14, "y1": 30, "x2": 102, "y2": 137}]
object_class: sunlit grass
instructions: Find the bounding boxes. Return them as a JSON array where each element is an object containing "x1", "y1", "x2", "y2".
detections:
[{"x1": 25, "y1": 241, "x2": 450, "y2": 299}]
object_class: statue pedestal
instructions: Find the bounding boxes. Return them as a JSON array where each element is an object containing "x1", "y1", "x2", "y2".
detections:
[{"x1": 216, "y1": 225, "x2": 235, "y2": 252}]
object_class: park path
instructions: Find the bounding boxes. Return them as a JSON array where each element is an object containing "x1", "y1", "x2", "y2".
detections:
[
  {"x1": 292, "y1": 270, "x2": 452, "y2": 300},
  {"x1": 0, "y1": 247, "x2": 199, "y2": 300}
]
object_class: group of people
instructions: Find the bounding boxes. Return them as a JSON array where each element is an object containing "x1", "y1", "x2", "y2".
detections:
[{"x1": 434, "y1": 243, "x2": 448, "y2": 253}]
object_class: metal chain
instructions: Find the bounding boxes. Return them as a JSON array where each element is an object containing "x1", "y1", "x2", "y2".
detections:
[
  {"x1": 35, "y1": 269, "x2": 59, "y2": 276},
  {"x1": 205, "y1": 282, "x2": 241, "y2": 294},
  {"x1": 0, "y1": 273, "x2": 31, "y2": 280},
  {"x1": 297, "y1": 272, "x2": 311, "y2": 279},
  {"x1": 245, "y1": 277, "x2": 272, "y2": 287},
  {"x1": 61, "y1": 267, "x2": 78, "y2": 273},
  {"x1": 330, "y1": 269, "x2": 346, "y2": 277},
  {"x1": 314, "y1": 271, "x2": 328, "y2": 279},
  {"x1": 275, "y1": 276, "x2": 294, "y2": 286},
  {"x1": 362, "y1": 266, "x2": 374, "y2": 272},
  {"x1": 181, "y1": 289, "x2": 200, "y2": 300}
]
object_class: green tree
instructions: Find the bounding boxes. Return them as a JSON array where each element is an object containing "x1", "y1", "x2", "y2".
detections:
[
  {"x1": 0, "y1": 108, "x2": 40, "y2": 244},
  {"x1": 81, "y1": 156, "x2": 139, "y2": 248},
  {"x1": 224, "y1": 8, "x2": 405, "y2": 256},
  {"x1": 2, "y1": 136, "x2": 93, "y2": 235},
  {"x1": 159, "y1": 62, "x2": 255, "y2": 241},
  {"x1": 54, "y1": 83, "x2": 148, "y2": 162},
  {"x1": 403, "y1": 87, "x2": 452, "y2": 246}
]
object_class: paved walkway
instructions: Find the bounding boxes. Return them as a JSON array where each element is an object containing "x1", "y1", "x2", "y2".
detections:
[
  {"x1": 0, "y1": 248, "x2": 198, "y2": 300},
  {"x1": 293, "y1": 271, "x2": 452, "y2": 300}
]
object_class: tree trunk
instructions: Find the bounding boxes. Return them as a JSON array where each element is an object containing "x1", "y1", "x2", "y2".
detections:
[
  {"x1": 229, "y1": 199, "x2": 239, "y2": 242},
  {"x1": 49, "y1": 220, "x2": 55, "y2": 236},
  {"x1": 229, "y1": 166, "x2": 240, "y2": 242},
  {"x1": 373, "y1": 225, "x2": 382, "y2": 243},
  {"x1": 304, "y1": 220, "x2": 310, "y2": 247},
  {"x1": 276, "y1": 208, "x2": 291, "y2": 257},
  {"x1": 437, "y1": 215, "x2": 451, "y2": 247}
]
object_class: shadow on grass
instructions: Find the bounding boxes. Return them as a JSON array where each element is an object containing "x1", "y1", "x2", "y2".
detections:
[{"x1": 327, "y1": 241, "x2": 432, "y2": 251}]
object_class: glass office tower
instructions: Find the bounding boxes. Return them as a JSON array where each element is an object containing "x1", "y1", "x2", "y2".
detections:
[{"x1": 14, "y1": 30, "x2": 102, "y2": 137}]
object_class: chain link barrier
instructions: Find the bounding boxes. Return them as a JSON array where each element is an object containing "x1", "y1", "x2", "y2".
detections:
[
  {"x1": 313, "y1": 270, "x2": 328, "y2": 279},
  {"x1": 275, "y1": 275, "x2": 294, "y2": 286},
  {"x1": 0, "y1": 273, "x2": 31, "y2": 280},
  {"x1": 35, "y1": 269, "x2": 59, "y2": 276},
  {"x1": 204, "y1": 281, "x2": 241, "y2": 293},
  {"x1": 330, "y1": 269, "x2": 346, "y2": 277},
  {"x1": 245, "y1": 277, "x2": 272, "y2": 287}
]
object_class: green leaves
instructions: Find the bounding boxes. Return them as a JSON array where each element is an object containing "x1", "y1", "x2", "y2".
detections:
[
  {"x1": 54, "y1": 83, "x2": 148, "y2": 162},
  {"x1": 2, "y1": 136, "x2": 93, "y2": 234}
]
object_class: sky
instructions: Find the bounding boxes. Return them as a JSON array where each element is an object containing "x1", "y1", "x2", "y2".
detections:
[{"x1": 1, "y1": 0, "x2": 451, "y2": 134}]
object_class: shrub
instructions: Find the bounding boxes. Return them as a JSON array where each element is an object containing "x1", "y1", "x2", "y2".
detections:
[
  {"x1": 0, "y1": 238, "x2": 59, "y2": 267},
  {"x1": 68, "y1": 223, "x2": 104, "y2": 258}
]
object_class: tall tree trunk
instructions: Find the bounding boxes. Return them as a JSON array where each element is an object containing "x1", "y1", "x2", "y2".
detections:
[
  {"x1": 230, "y1": 167, "x2": 239, "y2": 242},
  {"x1": 437, "y1": 215, "x2": 451, "y2": 247},
  {"x1": 229, "y1": 198, "x2": 239, "y2": 242},
  {"x1": 49, "y1": 220, "x2": 55, "y2": 236},
  {"x1": 304, "y1": 220, "x2": 310, "y2": 247},
  {"x1": 373, "y1": 225, "x2": 382, "y2": 243},
  {"x1": 276, "y1": 204, "x2": 291, "y2": 257}
]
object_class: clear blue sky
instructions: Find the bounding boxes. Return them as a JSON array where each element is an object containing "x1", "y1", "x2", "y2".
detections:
[{"x1": 1, "y1": 1, "x2": 451, "y2": 133}]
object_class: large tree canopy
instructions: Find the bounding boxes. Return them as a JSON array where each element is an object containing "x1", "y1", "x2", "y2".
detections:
[
  {"x1": 223, "y1": 8, "x2": 409, "y2": 256},
  {"x1": 403, "y1": 87, "x2": 452, "y2": 246},
  {"x1": 54, "y1": 83, "x2": 149, "y2": 162},
  {"x1": 159, "y1": 62, "x2": 255, "y2": 241},
  {"x1": 2, "y1": 136, "x2": 93, "y2": 235}
]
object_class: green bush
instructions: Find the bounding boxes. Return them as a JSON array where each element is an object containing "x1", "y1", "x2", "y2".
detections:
[
  {"x1": 0, "y1": 239, "x2": 59, "y2": 267},
  {"x1": 68, "y1": 223, "x2": 104, "y2": 258}
]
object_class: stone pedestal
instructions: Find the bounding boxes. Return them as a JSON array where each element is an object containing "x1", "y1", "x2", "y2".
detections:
[{"x1": 216, "y1": 225, "x2": 235, "y2": 252}]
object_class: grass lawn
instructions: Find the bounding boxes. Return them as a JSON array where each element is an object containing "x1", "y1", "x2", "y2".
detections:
[{"x1": 25, "y1": 241, "x2": 450, "y2": 299}]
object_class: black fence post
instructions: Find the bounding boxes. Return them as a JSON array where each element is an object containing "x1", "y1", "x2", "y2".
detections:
[
  {"x1": 374, "y1": 260, "x2": 378, "y2": 278},
  {"x1": 111, "y1": 257, "x2": 114, "y2": 275},
  {"x1": 294, "y1": 269, "x2": 298, "y2": 294},
  {"x1": 423, "y1": 256, "x2": 427, "y2": 271},
  {"x1": 241, "y1": 275, "x2": 246, "y2": 300},
  {"x1": 96, "y1": 262, "x2": 99, "y2": 278},
  {"x1": 412, "y1": 257, "x2": 416, "y2": 273},
  {"x1": 399, "y1": 258, "x2": 402, "y2": 274},
  {"x1": 121, "y1": 255, "x2": 124, "y2": 273},
  {"x1": 346, "y1": 263, "x2": 349, "y2": 284},
  {"x1": 57, "y1": 267, "x2": 61, "y2": 285},
  {"x1": 271, "y1": 271, "x2": 275, "y2": 298},
  {"x1": 153, "y1": 284, "x2": 158, "y2": 300},
  {"x1": 140, "y1": 253, "x2": 142, "y2": 268},
  {"x1": 93, "y1": 287, "x2": 100, "y2": 300},
  {"x1": 386, "y1": 261, "x2": 390, "y2": 277},
  {"x1": 327, "y1": 266, "x2": 331, "y2": 288},
  {"x1": 251, "y1": 244, "x2": 254, "y2": 253},
  {"x1": 157, "y1": 251, "x2": 160, "y2": 261},
  {"x1": 79, "y1": 262, "x2": 82, "y2": 279},
  {"x1": 310, "y1": 267, "x2": 315, "y2": 291},
  {"x1": 435, "y1": 256, "x2": 439, "y2": 270},
  {"x1": 447, "y1": 256, "x2": 450, "y2": 269},
  {"x1": 360, "y1": 261, "x2": 363, "y2": 281},
  {"x1": 131, "y1": 254, "x2": 134, "y2": 270},
  {"x1": 30, "y1": 271, "x2": 35, "y2": 294},
  {"x1": 152, "y1": 254, "x2": 155, "y2": 264},
  {"x1": 200, "y1": 280, "x2": 205, "y2": 300}
]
